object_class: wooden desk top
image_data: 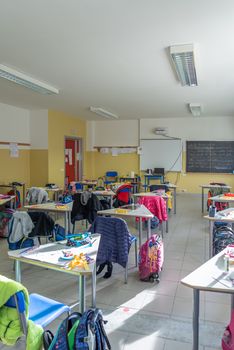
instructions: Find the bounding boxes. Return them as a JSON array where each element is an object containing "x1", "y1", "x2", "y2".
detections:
[
  {"x1": 181, "y1": 248, "x2": 234, "y2": 293},
  {"x1": 24, "y1": 202, "x2": 72, "y2": 212},
  {"x1": 210, "y1": 194, "x2": 234, "y2": 202},
  {"x1": 200, "y1": 184, "x2": 231, "y2": 189},
  {"x1": 8, "y1": 234, "x2": 100, "y2": 276},
  {"x1": 0, "y1": 196, "x2": 15, "y2": 206},
  {"x1": 97, "y1": 204, "x2": 154, "y2": 218},
  {"x1": 204, "y1": 208, "x2": 234, "y2": 222}
]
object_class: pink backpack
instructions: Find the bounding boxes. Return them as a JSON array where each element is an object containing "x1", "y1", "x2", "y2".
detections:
[
  {"x1": 138, "y1": 234, "x2": 163, "y2": 282},
  {"x1": 222, "y1": 311, "x2": 234, "y2": 350}
]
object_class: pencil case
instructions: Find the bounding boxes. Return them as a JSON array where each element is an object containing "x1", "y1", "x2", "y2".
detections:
[{"x1": 66, "y1": 232, "x2": 91, "y2": 247}]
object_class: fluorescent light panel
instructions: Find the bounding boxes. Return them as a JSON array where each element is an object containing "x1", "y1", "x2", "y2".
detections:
[
  {"x1": 189, "y1": 103, "x2": 202, "y2": 117},
  {"x1": 170, "y1": 44, "x2": 198, "y2": 86},
  {"x1": 90, "y1": 107, "x2": 119, "y2": 119},
  {"x1": 0, "y1": 64, "x2": 59, "y2": 95}
]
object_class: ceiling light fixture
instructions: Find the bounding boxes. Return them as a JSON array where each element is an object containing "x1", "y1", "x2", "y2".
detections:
[
  {"x1": 0, "y1": 64, "x2": 59, "y2": 95},
  {"x1": 169, "y1": 44, "x2": 198, "y2": 86},
  {"x1": 189, "y1": 103, "x2": 202, "y2": 117},
  {"x1": 90, "y1": 107, "x2": 119, "y2": 119}
]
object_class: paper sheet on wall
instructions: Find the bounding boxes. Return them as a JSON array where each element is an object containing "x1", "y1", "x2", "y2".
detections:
[
  {"x1": 68, "y1": 149, "x2": 72, "y2": 165},
  {"x1": 111, "y1": 148, "x2": 119, "y2": 156},
  {"x1": 9, "y1": 143, "x2": 19, "y2": 158}
]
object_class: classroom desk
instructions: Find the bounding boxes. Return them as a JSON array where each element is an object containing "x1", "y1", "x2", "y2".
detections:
[
  {"x1": 210, "y1": 194, "x2": 234, "y2": 207},
  {"x1": 0, "y1": 195, "x2": 16, "y2": 208},
  {"x1": 204, "y1": 208, "x2": 234, "y2": 258},
  {"x1": 92, "y1": 190, "x2": 115, "y2": 207},
  {"x1": 119, "y1": 176, "x2": 140, "y2": 193},
  {"x1": 97, "y1": 204, "x2": 154, "y2": 247},
  {"x1": 0, "y1": 183, "x2": 26, "y2": 206},
  {"x1": 43, "y1": 187, "x2": 63, "y2": 202},
  {"x1": 144, "y1": 174, "x2": 164, "y2": 188},
  {"x1": 133, "y1": 192, "x2": 170, "y2": 233},
  {"x1": 8, "y1": 234, "x2": 100, "y2": 313},
  {"x1": 181, "y1": 249, "x2": 234, "y2": 350},
  {"x1": 24, "y1": 202, "x2": 72, "y2": 234},
  {"x1": 200, "y1": 184, "x2": 231, "y2": 213}
]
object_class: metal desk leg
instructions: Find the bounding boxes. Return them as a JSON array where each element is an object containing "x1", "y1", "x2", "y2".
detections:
[
  {"x1": 193, "y1": 289, "x2": 200, "y2": 350},
  {"x1": 231, "y1": 294, "x2": 234, "y2": 314},
  {"x1": 147, "y1": 219, "x2": 151, "y2": 240},
  {"x1": 23, "y1": 184, "x2": 26, "y2": 206},
  {"x1": 209, "y1": 221, "x2": 214, "y2": 258},
  {"x1": 202, "y1": 187, "x2": 204, "y2": 213},
  {"x1": 173, "y1": 188, "x2": 176, "y2": 214},
  {"x1": 139, "y1": 218, "x2": 142, "y2": 247},
  {"x1": 110, "y1": 196, "x2": 113, "y2": 208},
  {"x1": 15, "y1": 260, "x2": 21, "y2": 282},
  {"x1": 166, "y1": 199, "x2": 169, "y2": 233},
  {"x1": 68, "y1": 212, "x2": 71, "y2": 233},
  {"x1": 91, "y1": 264, "x2": 97, "y2": 308},
  {"x1": 79, "y1": 275, "x2": 86, "y2": 313}
]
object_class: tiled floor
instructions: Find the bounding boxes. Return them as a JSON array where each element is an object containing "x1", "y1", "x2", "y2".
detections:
[{"x1": 0, "y1": 193, "x2": 229, "y2": 349}]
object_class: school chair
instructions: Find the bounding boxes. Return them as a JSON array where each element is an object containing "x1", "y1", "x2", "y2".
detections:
[
  {"x1": 90, "y1": 216, "x2": 137, "y2": 283},
  {"x1": 5, "y1": 291, "x2": 70, "y2": 331},
  {"x1": 104, "y1": 171, "x2": 118, "y2": 185},
  {"x1": 1, "y1": 276, "x2": 70, "y2": 349}
]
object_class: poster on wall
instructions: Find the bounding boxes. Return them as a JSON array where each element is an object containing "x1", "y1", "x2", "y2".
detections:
[{"x1": 9, "y1": 143, "x2": 19, "y2": 158}]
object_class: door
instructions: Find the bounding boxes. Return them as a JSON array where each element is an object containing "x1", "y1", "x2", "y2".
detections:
[{"x1": 65, "y1": 137, "x2": 83, "y2": 187}]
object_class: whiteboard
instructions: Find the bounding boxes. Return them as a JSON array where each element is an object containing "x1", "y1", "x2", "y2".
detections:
[{"x1": 140, "y1": 139, "x2": 182, "y2": 172}]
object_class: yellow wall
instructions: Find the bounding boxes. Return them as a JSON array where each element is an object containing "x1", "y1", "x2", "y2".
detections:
[
  {"x1": 89, "y1": 152, "x2": 139, "y2": 179},
  {"x1": 0, "y1": 149, "x2": 30, "y2": 199},
  {"x1": 48, "y1": 110, "x2": 87, "y2": 188},
  {"x1": 30, "y1": 150, "x2": 48, "y2": 187}
]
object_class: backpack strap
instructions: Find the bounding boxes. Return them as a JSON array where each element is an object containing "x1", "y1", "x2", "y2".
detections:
[{"x1": 43, "y1": 330, "x2": 54, "y2": 350}]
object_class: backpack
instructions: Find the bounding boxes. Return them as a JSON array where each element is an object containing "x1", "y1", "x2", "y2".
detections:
[
  {"x1": 0, "y1": 209, "x2": 14, "y2": 238},
  {"x1": 43, "y1": 309, "x2": 111, "y2": 350},
  {"x1": 7, "y1": 189, "x2": 21, "y2": 208},
  {"x1": 138, "y1": 234, "x2": 164, "y2": 282},
  {"x1": 144, "y1": 216, "x2": 160, "y2": 230},
  {"x1": 213, "y1": 225, "x2": 234, "y2": 255},
  {"x1": 7, "y1": 215, "x2": 35, "y2": 250},
  {"x1": 222, "y1": 310, "x2": 234, "y2": 349}
]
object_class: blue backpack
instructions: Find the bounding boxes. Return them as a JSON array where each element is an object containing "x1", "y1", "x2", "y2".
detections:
[{"x1": 43, "y1": 309, "x2": 111, "y2": 350}]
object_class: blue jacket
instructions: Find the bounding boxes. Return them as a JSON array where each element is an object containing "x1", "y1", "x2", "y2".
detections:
[{"x1": 91, "y1": 216, "x2": 132, "y2": 268}]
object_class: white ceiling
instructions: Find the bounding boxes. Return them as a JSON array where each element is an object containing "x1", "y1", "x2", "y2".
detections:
[{"x1": 0, "y1": 0, "x2": 234, "y2": 120}]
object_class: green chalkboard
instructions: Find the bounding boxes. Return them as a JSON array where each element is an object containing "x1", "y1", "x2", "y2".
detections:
[{"x1": 186, "y1": 141, "x2": 234, "y2": 173}]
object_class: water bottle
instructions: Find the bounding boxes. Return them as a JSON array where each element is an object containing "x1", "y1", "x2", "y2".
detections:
[{"x1": 209, "y1": 204, "x2": 216, "y2": 217}]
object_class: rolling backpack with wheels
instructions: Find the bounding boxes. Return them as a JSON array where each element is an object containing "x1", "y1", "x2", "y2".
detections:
[{"x1": 138, "y1": 234, "x2": 164, "y2": 282}]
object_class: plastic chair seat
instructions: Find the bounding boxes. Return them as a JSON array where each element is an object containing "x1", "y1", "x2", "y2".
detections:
[{"x1": 29, "y1": 293, "x2": 70, "y2": 328}]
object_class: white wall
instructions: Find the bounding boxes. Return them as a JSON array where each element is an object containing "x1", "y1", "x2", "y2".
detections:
[
  {"x1": 140, "y1": 116, "x2": 234, "y2": 142},
  {"x1": 0, "y1": 102, "x2": 30, "y2": 144},
  {"x1": 86, "y1": 120, "x2": 139, "y2": 150},
  {"x1": 30, "y1": 110, "x2": 48, "y2": 149}
]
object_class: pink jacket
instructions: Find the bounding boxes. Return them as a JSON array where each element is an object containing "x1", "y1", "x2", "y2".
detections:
[{"x1": 138, "y1": 196, "x2": 168, "y2": 222}]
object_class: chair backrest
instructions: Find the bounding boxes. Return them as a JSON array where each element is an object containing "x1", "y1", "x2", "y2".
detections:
[
  {"x1": 26, "y1": 187, "x2": 48, "y2": 204},
  {"x1": 91, "y1": 216, "x2": 131, "y2": 267},
  {"x1": 105, "y1": 171, "x2": 118, "y2": 184},
  {"x1": 149, "y1": 184, "x2": 169, "y2": 193},
  {"x1": 5, "y1": 291, "x2": 28, "y2": 335}
]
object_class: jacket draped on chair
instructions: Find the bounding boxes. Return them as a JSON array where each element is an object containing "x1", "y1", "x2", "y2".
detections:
[{"x1": 91, "y1": 216, "x2": 132, "y2": 268}]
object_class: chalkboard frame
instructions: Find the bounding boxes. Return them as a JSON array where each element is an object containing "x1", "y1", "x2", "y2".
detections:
[{"x1": 186, "y1": 141, "x2": 234, "y2": 173}]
